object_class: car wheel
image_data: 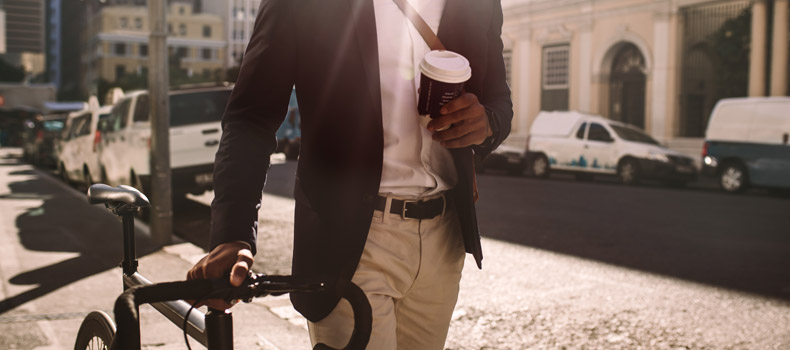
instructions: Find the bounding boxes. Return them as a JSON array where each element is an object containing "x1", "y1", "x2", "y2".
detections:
[
  {"x1": 82, "y1": 168, "x2": 93, "y2": 192},
  {"x1": 531, "y1": 155, "x2": 550, "y2": 179},
  {"x1": 130, "y1": 173, "x2": 151, "y2": 222},
  {"x1": 719, "y1": 163, "x2": 748, "y2": 193},
  {"x1": 59, "y1": 163, "x2": 71, "y2": 185},
  {"x1": 100, "y1": 168, "x2": 109, "y2": 185},
  {"x1": 618, "y1": 159, "x2": 640, "y2": 185}
]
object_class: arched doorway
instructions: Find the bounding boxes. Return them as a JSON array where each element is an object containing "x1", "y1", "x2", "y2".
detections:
[{"x1": 609, "y1": 43, "x2": 647, "y2": 129}]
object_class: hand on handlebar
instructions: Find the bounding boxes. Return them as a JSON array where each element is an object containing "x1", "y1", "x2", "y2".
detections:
[{"x1": 186, "y1": 241, "x2": 253, "y2": 310}]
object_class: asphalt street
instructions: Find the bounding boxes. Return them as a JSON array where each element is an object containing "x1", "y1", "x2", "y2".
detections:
[{"x1": 175, "y1": 160, "x2": 790, "y2": 349}]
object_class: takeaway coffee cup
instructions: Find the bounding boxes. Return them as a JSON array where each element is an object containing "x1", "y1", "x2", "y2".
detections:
[{"x1": 417, "y1": 50, "x2": 472, "y2": 121}]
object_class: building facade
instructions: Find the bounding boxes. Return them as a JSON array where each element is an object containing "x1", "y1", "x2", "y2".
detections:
[
  {"x1": 502, "y1": 0, "x2": 789, "y2": 154},
  {"x1": 0, "y1": 8, "x2": 6, "y2": 54},
  {"x1": 83, "y1": 0, "x2": 226, "y2": 94},
  {"x1": 0, "y1": 0, "x2": 46, "y2": 76},
  {"x1": 45, "y1": 0, "x2": 61, "y2": 88},
  {"x1": 200, "y1": 0, "x2": 260, "y2": 69}
]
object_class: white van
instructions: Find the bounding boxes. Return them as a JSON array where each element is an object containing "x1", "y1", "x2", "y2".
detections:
[
  {"x1": 98, "y1": 86, "x2": 231, "y2": 197},
  {"x1": 527, "y1": 111, "x2": 697, "y2": 186},
  {"x1": 58, "y1": 105, "x2": 112, "y2": 187},
  {"x1": 702, "y1": 97, "x2": 790, "y2": 193}
]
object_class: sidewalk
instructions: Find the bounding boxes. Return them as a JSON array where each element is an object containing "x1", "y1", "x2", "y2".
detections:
[{"x1": 0, "y1": 148, "x2": 310, "y2": 350}]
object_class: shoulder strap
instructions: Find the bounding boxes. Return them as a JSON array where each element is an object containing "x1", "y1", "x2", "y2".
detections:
[{"x1": 392, "y1": 0, "x2": 446, "y2": 51}]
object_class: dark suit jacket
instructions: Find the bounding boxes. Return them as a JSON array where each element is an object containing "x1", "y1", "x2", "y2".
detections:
[{"x1": 210, "y1": 0, "x2": 512, "y2": 322}]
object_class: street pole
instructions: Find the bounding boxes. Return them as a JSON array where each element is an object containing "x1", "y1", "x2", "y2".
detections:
[{"x1": 148, "y1": 0, "x2": 172, "y2": 246}]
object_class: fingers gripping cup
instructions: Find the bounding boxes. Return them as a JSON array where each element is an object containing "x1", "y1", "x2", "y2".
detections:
[{"x1": 418, "y1": 50, "x2": 472, "y2": 129}]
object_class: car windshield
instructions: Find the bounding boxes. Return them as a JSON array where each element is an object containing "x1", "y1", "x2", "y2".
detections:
[
  {"x1": 169, "y1": 89, "x2": 231, "y2": 127},
  {"x1": 609, "y1": 124, "x2": 659, "y2": 145},
  {"x1": 42, "y1": 120, "x2": 65, "y2": 132}
]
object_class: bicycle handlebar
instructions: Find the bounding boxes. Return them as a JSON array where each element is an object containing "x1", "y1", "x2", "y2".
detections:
[{"x1": 109, "y1": 274, "x2": 371, "y2": 350}]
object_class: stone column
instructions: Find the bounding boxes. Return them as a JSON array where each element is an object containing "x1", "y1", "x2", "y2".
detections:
[
  {"x1": 771, "y1": 0, "x2": 789, "y2": 96},
  {"x1": 578, "y1": 23, "x2": 593, "y2": 112},
  {"x1": 516, "y1": 27, "x2": 532, "y2": 136},
  {"x1": 651, "y1": 10, "x2": 671, "y2": 140},
  {"x1": 749, "y1": 0, "x2": 768, "y2": 97}
]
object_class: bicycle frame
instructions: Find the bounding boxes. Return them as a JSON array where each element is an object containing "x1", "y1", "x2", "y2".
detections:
[
  {"x1": 86, "y1": 184, "x2": 370, "y2": 350},
  {"x1": 118, "y1": 210, "x2": 233, "y2": 350}
]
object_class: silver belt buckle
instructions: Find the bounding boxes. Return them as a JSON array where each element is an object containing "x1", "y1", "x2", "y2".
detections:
[{"x1": 401, "y1": 199, "x2": 416, "y2": 219}]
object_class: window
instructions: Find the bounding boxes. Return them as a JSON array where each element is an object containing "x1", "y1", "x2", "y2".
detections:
[
  {"x1": 588, "y1": 123, "x2": 612, "y2": 142},
  {"x1": 576, "y1": 123, "x2": 587, "y2": 139},
  {"x1": 139, "y1": 44, "x2": 148, "y2": 57},
  {"x1": 169, "y1": 89, "x2": 232, "y2": 127},
  {"x1": 168, "y1": 23, "x2": 173, "y2": 34},
  {"x1": 543, "y1": 45, "x2": 570, "y2": 89},
  {"x1": 134, "y1": 18, "x2": 142, "y2": 29},
  {"x1": 114, "y1": 43, "x2": 127, "y2": 56},
  {"x1": 541, "y1": 44, "x2": 570, "y2": 111},
  {"x1": 176, "y1": 47, "x2": 188, "y2": 58},
  {"x1": 108, "y1": 99, "x2": 132, "y2": 132},
  {"x1": 201, "y1": 48, "x2": 213, "y2": 60},
  {"x1": 133, "y1": 95, "x2": 150, "y2": 122},
  {"x1": 76, "y1": 114, "x2": 92, "y2": 137},
  {"x1": 179, "y1": 6, "x2": 185, "y2": 15},
  {"x1": 203, "y1": 25, "x2": 211, "y2": 38},
  {"x1": 120, "y1": 17, "x2": 128, "y2": 28},
  {"x1": 610, "y1": 124, "x2": 658, "y2": 145},
  {"x1": 179, "y1": 23, "x2": 186, "y2": 36},
  {"x1": 97, "y1": 114, "x2": 111, "y2": 132},
  {"x1": 64, "y1": 117, "x2": 82, "y2": 141},
  {"x1": 115, "y1": 65, "x2": 126, "y2": 79}
]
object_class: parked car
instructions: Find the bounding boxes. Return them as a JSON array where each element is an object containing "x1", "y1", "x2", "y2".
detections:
[
  {"x1": 57, "y1": 106, "x2": 112, "y2": 187},
  {"x1": 475, "y1": 143, "x2": 527, "y2": 175},
  {"x1": 98, "y1": 86, "x2": 232, "y2": 197},
  {"x1": 526, "y1": 111, "x2": 697, "y2": 186},
  {"x1": 21, "y1": 112, "x2": 68, "y2": 168},
  {"x1": 701, "y1": 97, "x2": 790, "y2": 193}
]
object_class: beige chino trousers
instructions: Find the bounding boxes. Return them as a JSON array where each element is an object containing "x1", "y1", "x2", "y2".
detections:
[{"x1": 308, "y1": 196, "x2": 466, "y2": 350}]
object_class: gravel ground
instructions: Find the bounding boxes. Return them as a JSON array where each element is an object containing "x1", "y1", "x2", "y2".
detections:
[
  {"x1": 446, "y1": 239, "x2": 790, "y2": 350},
  {"x1": 244, "y1": 194, "x2": 790, "y2": 350}
]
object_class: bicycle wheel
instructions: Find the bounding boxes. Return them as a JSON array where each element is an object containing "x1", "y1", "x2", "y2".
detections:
[{"x1": 74, "y1": 311, "x2": 116, "y2": 350}]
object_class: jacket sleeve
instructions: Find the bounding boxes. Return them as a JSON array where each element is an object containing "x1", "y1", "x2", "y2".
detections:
[
  {"x1": 209, "y1": 0, "x2": 296, "y2": 255},
  {"x1": 472, "y1": 0, "x2": 513, "y2": 159}
]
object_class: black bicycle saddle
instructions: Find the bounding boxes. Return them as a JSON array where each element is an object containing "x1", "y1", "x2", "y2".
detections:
[{"x1": 87, "y1": 184, "x2": 150, "y2": 208}]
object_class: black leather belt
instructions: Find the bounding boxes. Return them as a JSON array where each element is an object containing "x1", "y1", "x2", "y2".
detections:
[{"x1": 375, "y1": 195, "x2": 446, "y2": 220}]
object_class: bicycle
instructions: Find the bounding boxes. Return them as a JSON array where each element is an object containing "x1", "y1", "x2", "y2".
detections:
[{"x1": 74, "y1": 184, "x2": 372, "y2": 350}]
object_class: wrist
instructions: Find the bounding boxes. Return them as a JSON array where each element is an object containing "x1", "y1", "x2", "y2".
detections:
[{"x1": 213, "y1": 241, "x2": 252, "y2": 253}]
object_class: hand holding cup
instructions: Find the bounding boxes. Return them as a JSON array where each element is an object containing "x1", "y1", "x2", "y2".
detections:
[{"x1": 428, "y1": 92, "x2": 492, "y2": 148}]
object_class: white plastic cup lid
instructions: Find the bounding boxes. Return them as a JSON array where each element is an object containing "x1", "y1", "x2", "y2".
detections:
[{"x1": 419, "y1": 50, "x2": 472, "y2": 84}]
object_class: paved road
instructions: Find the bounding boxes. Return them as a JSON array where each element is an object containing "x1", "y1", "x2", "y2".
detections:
[{"x1": 175, "y1": 160, "x2": 790, "y2": 349}]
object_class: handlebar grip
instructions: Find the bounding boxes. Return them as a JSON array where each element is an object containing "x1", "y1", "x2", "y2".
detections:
[{"x1": 313, "y1": 280, "x2": 372, "y2": 350}]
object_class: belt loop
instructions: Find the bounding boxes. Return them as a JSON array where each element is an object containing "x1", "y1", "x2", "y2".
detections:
[{"x1": 382, "y1": 193, "x2": 392, "y2": 224}]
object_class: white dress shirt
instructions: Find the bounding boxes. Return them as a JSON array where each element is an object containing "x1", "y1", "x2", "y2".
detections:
[{"x1": 373, "y1": 0, "x2": 457, "y2": 199}]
